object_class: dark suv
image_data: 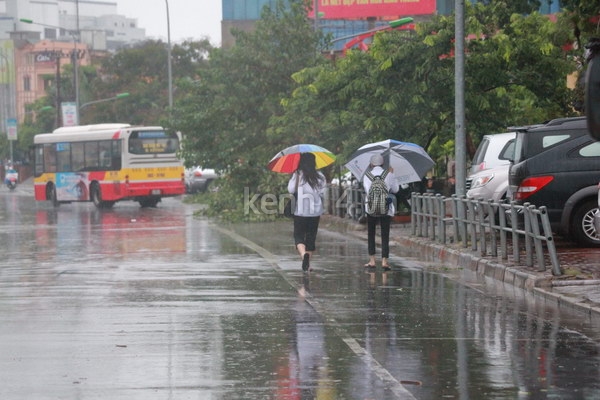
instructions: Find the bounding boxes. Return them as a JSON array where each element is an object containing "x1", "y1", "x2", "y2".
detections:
[{"x1": 508, "y1": 117, "x2": 600, "y2": 246}]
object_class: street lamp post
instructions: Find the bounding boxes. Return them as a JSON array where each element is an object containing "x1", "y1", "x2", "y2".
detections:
[
  {"x1": 165, "y1": 0, "x2": 173, "y2": 110},
  {"x1": 40, "y1": 93, "x2": 129, "y2": 126},
  {"x1": 79, "y1": 92, "x2": 130, "y2": 111},
  {"x1": 20, "y1": 18, "x2": 82, "y2": 125},
  {"x1": 0, "y1": 49, "x2": 17, "y2": 164}
]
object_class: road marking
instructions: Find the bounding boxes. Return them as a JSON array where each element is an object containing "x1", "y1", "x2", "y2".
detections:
[{"x1": 213, "y1": 224, "x2": 417, "y2": 400}]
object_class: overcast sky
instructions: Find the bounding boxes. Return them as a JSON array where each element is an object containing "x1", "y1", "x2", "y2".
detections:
[{"x1": 116, "y1": 0, "x2": 222, "y2": 45}]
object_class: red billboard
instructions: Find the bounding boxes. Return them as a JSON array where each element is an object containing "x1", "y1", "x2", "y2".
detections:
[{"x1": 313, "y1": 0, "x2": 436, "y2": 19}]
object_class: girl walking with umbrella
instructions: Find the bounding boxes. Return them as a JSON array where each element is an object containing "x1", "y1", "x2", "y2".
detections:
[
  {"x1": 363, "y1": 154, "x2": 399, "y2": 270},
  {"x1": 288, "y1": 153, "x2": 327, "y2": 271}
]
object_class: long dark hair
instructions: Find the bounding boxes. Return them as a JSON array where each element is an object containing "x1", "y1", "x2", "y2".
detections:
[{"x1": 297, "y1": 153, "x2": 324, "y2": 189}]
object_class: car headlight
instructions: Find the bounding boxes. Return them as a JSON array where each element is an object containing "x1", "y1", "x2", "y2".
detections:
[{"x1": 470, "y1": 173, "x2": 495, "y2": 189}]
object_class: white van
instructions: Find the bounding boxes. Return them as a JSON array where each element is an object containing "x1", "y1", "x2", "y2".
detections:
[
  {"x1": 466, "y1": 132, "x2": 516, "y2": 204},
  {"x1": 469, "y1": 132, "x2": 516, "y2": 175}
]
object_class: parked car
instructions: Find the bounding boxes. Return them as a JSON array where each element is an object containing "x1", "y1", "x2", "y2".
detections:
[
  {"x1": 185, "y1": 167, "x2": 219, "y2": 194},
  {"x1": 508, "y1": 116, "x2": 600, "y2": 246},
  {"x1": 469, "y1": 131, "x2": 516, "y2": 175},
  {"x1": 466, "y1": 132, "x2": 515, "y2": 205},
  {"x1": 466, "y1": 164, "x2": 510, "y2": 204},
  {"x1": 595, "y1": 183, "x2": 600, "y2": 236}
]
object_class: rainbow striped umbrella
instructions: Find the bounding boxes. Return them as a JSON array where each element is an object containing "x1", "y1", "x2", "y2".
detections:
[{"x1": 268, "y1": 144, "x2": 336, "y2": 173}]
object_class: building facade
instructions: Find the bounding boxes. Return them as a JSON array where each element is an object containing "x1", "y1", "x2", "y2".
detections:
[
  {"x1": 221, "y1": 0, "x2": 562, "y2": 49},
  {"x1": 15, "y1": 39, "x2": 90, "y2": 123},
  {"x1": 0, "y1": 0, "x2": 144, "y2": 130}
]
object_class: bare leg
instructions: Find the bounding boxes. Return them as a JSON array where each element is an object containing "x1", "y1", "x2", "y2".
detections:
[
  {"x1": 364, "y1": 255, "x2": 376, "y2": 268},
  {"x1": 382, "y1": 257, "x2": 390, "y2": 269},
  {"x1": 297, "y1": 243, "x2": 306, "y2": 258}
]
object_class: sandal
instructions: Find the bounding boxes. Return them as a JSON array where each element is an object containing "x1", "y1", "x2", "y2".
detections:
[{"x1": 302, "y1": 254, "x2": 310, "y2": 271}]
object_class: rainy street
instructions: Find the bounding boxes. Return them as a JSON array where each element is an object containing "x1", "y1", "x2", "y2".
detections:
[{"x1": 1, "y1": 189, "x2": 600, "y2": 400}]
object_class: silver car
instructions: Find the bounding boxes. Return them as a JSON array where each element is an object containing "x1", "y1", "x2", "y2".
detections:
[
  {"x1": 467, "y1": 132, "x2": 515, "y2": 202},
  {"x1": 185, "y1": 167, "x2": 219, "y2": 194},
  {"x1": 466, "y1": 164, "x2": 510, "y2": 204}
]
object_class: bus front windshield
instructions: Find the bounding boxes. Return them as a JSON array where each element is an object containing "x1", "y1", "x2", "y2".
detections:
[{"x1": 128, "y1": 130, "x2": 179, "y2": 155}]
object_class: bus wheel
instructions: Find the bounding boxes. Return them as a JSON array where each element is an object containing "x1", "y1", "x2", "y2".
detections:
[
  {"x1": 47, "y1": 184, "x2": 59, "y2": 208},
  {"x1": 91, "y1": 183, "x2": 114, "y2": 209},
  {"x1": 139, "y1": 197, "x2": 159, "y2": 208},
  {"x1": 91, "y1": 183, "x2": 102, "y2": 208}
]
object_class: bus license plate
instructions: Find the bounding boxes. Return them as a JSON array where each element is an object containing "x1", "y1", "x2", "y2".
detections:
[{"x1": 151, "y1": 189, "x2": 162, "y2": 195}]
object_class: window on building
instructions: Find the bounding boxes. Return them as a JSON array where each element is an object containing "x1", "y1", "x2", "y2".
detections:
[
  {"x1": 44, "y1": 28, "x2": 57, "y2": 39},
  {"x1": 23, "y1": 76, "x2": 31, "y2": 91},
  {"x1": 44, "y1": 78, "x2": 53, "y2": 92}
]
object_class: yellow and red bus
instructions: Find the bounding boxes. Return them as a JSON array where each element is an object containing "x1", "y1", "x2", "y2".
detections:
[{"x1": 33, "y1": 123, "x2": 185, "y2": 208}]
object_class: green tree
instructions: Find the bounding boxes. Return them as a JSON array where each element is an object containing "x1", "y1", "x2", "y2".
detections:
[
  {"x1": 18, "y1": 39, "x2": 213, "y2": 157},
  {"x1": 172, "y1": 0, "x2": 326, "y2": 219},
  {"x1": 81, "y1": 39, "x2": 213, "y2": 126},
  {"x1": 271, "y1": 1, "x2": 576, "y2": 175}
]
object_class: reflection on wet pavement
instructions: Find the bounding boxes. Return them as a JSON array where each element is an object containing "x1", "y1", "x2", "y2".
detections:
[{"x1": 0, "y1": 195, "x2": 599, "y2": 399}]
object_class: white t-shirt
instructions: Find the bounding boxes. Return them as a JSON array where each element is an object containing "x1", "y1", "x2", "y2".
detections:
[{"x1": 288, "y1": 171, "x2": 326, "y2": 217}]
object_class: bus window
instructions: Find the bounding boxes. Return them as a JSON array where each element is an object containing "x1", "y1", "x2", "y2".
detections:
[
  {"x1": 84, "y1": 142, "x2": 99, "y2": 170},
  {"x1": 112, "y1": 140, "x2": 122, "y2": 169},
  {"x1": 43, "y1": 144, "x2": 57, "y2": 172},
  {"x1": 165, "y1": 139, "x2": 177, "y2": 152},
  {"x1": 99, "y1": 141, "x2": 112, "y2": 168},
  {"x1": 56, "y1": 143, "x2": 71, "y2": 172},
  {"x1": 34, "y1": 145, "x2": 44, "y2": 175},
  {"x1": 128, "y1": 130, "x2": 179, "y2": 154},
  {"x1": 72, "y1": 142, "x2": 85, "y2": 171}
]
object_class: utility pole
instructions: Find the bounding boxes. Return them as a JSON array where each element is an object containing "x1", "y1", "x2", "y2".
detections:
[
  {"x1": 165, "y1": 0, "x2": 173, "y2": 110},
  {"x1": 55, "y1": 54, "x2": 61, "y2": 127},
  {"x1": 454, "y1": 0, "x2": 466, "y2": 197},
  {"x1": 314, "y1": 0, "x2": 319, "y2": 31},
  {"x1": 74, "y1": 0, "x2": 81, "y2": 124}
]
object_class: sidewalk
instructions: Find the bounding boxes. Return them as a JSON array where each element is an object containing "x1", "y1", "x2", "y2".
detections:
[{"x1": 321, "y1": 215, "x2": 600, "y2": 321}]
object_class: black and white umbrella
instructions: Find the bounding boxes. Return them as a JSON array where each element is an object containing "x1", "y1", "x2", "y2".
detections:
[{"x1": 345, "y1": 139, "x2": 434, "y2": 184}]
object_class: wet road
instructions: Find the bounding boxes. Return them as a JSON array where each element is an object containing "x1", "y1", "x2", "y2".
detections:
[{"x1": 1, "y1": 191, "x2": 600, "y2": 399}]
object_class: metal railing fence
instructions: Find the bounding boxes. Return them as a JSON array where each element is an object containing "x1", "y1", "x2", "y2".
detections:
[
  {"x1": 324, "y1": 185, "x2": 562, "y2": 276},
  {"x1": 411, "y1": 193, "x2": 561, "y2": 275}
]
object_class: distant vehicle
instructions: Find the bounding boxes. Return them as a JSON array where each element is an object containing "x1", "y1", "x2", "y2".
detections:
[
  {"x1": 4, "y1": 168, "x2": 18, "y2": 190},
  {"x1": 508, "y1": 117, "x2": 600, "y2": 246},
  {"x1": 469, "y1": 132, "x2": 516, "y2": 175},
  {"x1": 185, "y1": 167, "x2": 219, "y2": 194},
  {"x1": 33, "y1": 123, "x2": 185, "y2": 208}
]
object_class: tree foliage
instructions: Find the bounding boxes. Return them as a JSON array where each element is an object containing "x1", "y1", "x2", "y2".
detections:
[
  {"x1": 171, "y1": 0, "x2": 326, "y2": 219},
  {"x1": 17, "y1": 0, "x2": 600, "y2": 221},
  {"x1": 271, "y1": 1, "x2": 577, "y2": 174},
  {"x1": 16, "y1": 38, "x2": 213, "y2": 162}
]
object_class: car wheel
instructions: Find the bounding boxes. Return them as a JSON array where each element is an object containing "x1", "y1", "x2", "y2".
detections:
[
  {"x1": 200, "y1": 179, "x2": 213, "y2": 192},
  {"x1": 571, "y1": 200, "x2": 600, "y2": 247}
]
